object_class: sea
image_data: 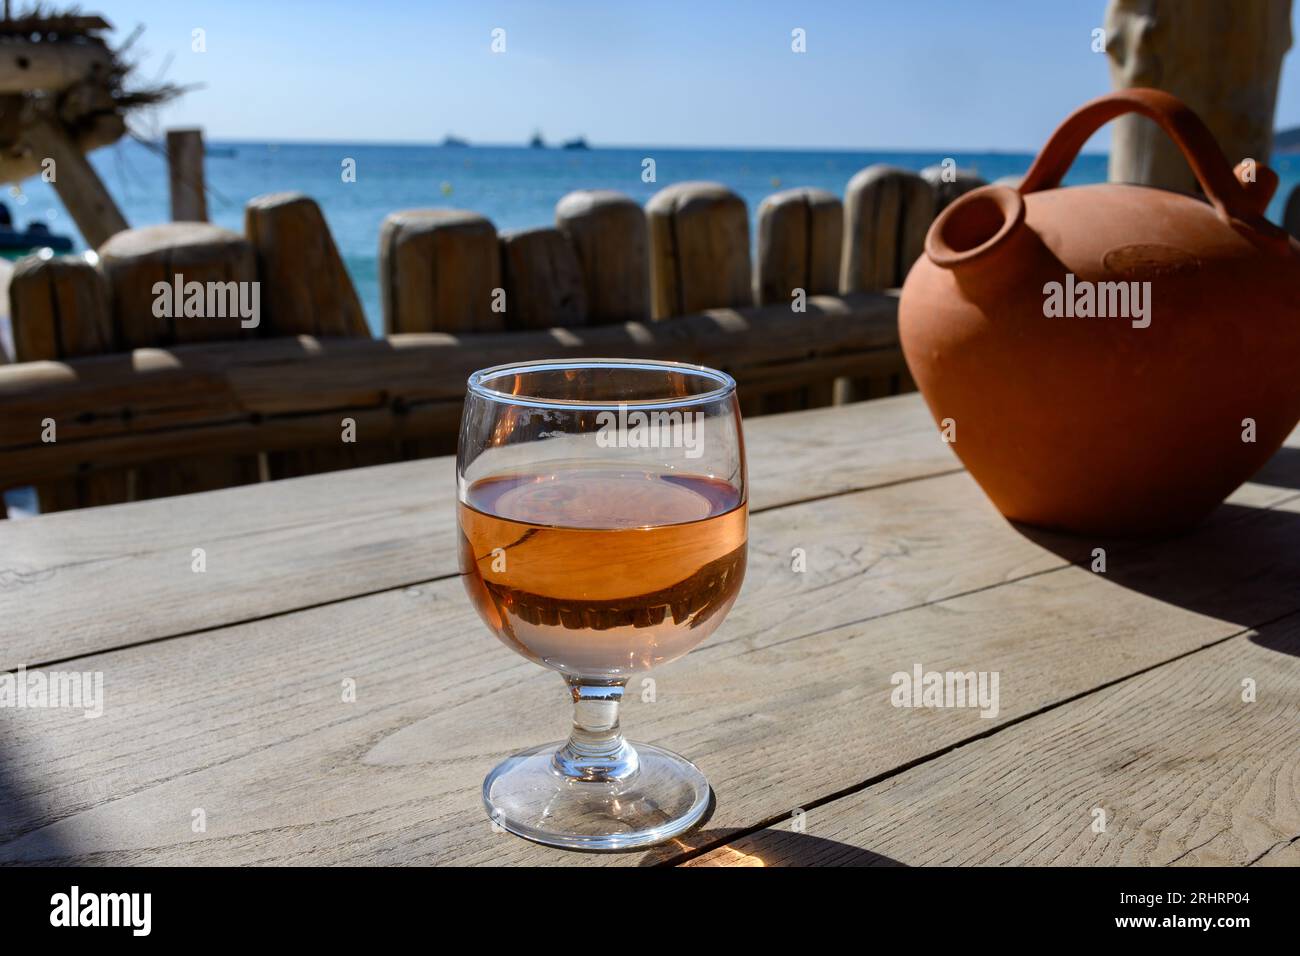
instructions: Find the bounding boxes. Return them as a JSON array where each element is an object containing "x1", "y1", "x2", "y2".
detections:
[{"x1": 8, "y1": 139, "x2": 1300, "y2": 336}]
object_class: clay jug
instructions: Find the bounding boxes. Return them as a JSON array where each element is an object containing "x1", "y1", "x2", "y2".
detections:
[{"x1": 899, "y1": 89, "x2": 1300, "y2": 536}]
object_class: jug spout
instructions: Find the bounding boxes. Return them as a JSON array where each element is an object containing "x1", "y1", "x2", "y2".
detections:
[{"x1": 924, "y1": 185, "x2": 1036, "y2": 284}]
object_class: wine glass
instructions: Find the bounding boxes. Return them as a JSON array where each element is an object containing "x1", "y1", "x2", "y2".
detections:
[{"x1": 457, "y1": 358, "x2": 748, "y2": 850}]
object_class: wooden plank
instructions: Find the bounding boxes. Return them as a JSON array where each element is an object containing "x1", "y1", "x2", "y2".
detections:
[
  {"x1": 0, "y1": 395, "x2": 950, "y2": 669},
  {"x1": 686, "y1": 621, "x2": 1300, "y2": 866},
  {"x1": 0, "y1": 292, "x2": 905, "y2": 489},
  {"x1": 1, "y1": 455, "x2": 1298, "y2": 864}
]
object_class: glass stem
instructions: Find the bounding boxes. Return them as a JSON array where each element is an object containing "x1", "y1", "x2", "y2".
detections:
[{"x1": 553, "y1": 677, "x2": 638, "y2": 782}]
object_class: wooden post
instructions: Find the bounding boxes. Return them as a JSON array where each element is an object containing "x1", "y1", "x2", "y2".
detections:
[
  {"x1": 1105, "y1": 0, "x2": 1292, "y2": 193},
  {"x1": 166, "y1": 128, "x2": 209, "y2": 222},
  {"x1": 8, "y1": 252, "x2": 124, "y2": 511},
  {"x1": 25, "y1": 117, "x2": 128, "y2": 247},
  {"x1": 245, "y1": 192, "x2": 367, "y2": 336},
  {"x1": 752, "y1": 187, "x2": 843, "y2": 413},
  {"x1": 379, "y1": 209, "x2": 502, "y2": 334},
  {"x1": 98, "y1": 223, "x2": 261, "y2": 500},
  {"x1": 921, "y1": 165, "x2": 988, "y2": 215},
  {"x1": 554, "y1": 189, "x2": 649, "y2": 324},
  {"x1": 839, "y1": 165, "x2": 934, "y2": 294},
  {"x1": 839, "y1": 165, "x2": 931, "y2": 403},
  {"x1": 244, "y1": 192, "x2": 390, "y2": 478},
  {"x1": 646, "y1": 181, "x2": 751, "y2": 319},
  {"x1": 754, "y1": 187, "x2": 842, "y2": 306},
  {"x1": 498, "y1": 227, "x2": 588, "y2": 330}
]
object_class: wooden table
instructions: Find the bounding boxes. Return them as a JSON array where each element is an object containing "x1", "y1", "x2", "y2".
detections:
[{"x1": 2, "y1": 393, "x2": 1298, "y2": 867}]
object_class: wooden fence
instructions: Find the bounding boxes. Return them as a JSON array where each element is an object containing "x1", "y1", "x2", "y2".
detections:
[{"x1": 0, "y1": 165, "x2": 985, "y2": 516}]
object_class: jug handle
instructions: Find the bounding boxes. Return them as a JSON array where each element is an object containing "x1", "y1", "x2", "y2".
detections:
[{"x1": 1019, "y1": 88, "x2": 1265, "y2": 225}]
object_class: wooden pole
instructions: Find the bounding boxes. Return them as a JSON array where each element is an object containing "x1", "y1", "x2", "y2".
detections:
[
  {"x1": 166, "y1": 128, "x2": 209, "y2": 222},
  {"x1": 25, "y1": 118, "x2": 128, "y2": 248},
  {"x1": 1105, "y1": 0, "x2": 1292, "y2": 193}
]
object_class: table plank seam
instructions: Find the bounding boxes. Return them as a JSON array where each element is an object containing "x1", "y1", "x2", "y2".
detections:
[
  {"x1": 4, "y1": 464, "x2": 966, "y2": 673},
  {"x1": 669, "y1": 605, "x2": 1300, "y2": 867},
  {"x1": 704, "y1": 485, "x2": 1300, "y2": 661}
]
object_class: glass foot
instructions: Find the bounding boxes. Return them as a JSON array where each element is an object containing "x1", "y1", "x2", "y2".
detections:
[{"x1": 483, "y1": 740, "x2": 711, "y2": 851}]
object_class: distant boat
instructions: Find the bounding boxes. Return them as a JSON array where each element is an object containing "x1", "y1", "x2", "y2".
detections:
[
  {"x1": 561, "y1": 137, "x2": 589, "y2": 151},
  {"x1": 529, "y1": 130, "x2": 546, "y2": 149},
  {"x1": 442, "y1": 134, "x2": 469, "y2": 148}
]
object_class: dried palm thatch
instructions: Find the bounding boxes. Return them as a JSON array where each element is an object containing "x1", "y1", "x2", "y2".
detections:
[{"x1": 0, "y1": 4, "x2": 186, "y2": 184}]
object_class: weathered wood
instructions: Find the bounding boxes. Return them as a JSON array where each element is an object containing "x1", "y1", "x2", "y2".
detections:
[
  {"x1": 1284, "y1": 183, "x2": 1300, "y2": 239},
  {"x1": 244, "y1": 192, "x2": 389, "y2": 478},
  {"x1": 96, "y1": 222, "x2": 261, "y2": 501},
  {"x1": 498, "y1": 226, "x2": 587, "y2": 330},
  {"x1": 23, "y1": 117, "x2": 127, "y2": 248},
  {"x1": 753, "y1": 187, "x2": 843, "y2": 411},
  {"x1": 754, "y1": 187, "x2": 842, "y2": 306},
  {"x1": 0, "y1": 433, "x2": 1295, "y2": 864},
  {"x1": 98, "y1": 222, "x2": 257, "y2": 347},
  {"x1": 839, "y1": 165, "x2": 934, "y2": 293},
  {"x1": 244, "y1": 193, "x2": 367, "y2": 338},
  {"x1": 379, "y1": 209, "x2": 502, "y2": 335},
  {"x1": 7, "y1": 252, "x2": 122, "y2": 511},
  {"x1": 689, "y1": 624, "x2": 1300, "y2": 866},
  {"x1": 165, "y1": 128, "x2": 208, "y2": 222},
  {"x1": 0, "y1": 394, "x2": 953, "y2": 669},
  {"x1": 646, "y1": 181, "x2": 751, "y2": 318},
  {"x1": 921, "y1": 164, "x2": 988, "y2": 215},
  {"x1": 0, "y1": 292, "x2": 904, "y2": 490},
  {"x1": 1105, "y1": 0, "x2": 1291, "y2": 194},
  {"x1": 554, "y1": 189, "x2": 649, "y2": 324}
]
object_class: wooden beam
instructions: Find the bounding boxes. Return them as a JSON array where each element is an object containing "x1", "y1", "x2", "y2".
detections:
[
  {"x1": 24, "y1": 118, "x2": 127, "y2": 248},
  {"x1": 0, "y1": 292, "x2": 902, "y2": 488}
]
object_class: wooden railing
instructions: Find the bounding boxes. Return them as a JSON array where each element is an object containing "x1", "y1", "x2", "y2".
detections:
[{"x1": 0, "y1": 165, "x2": 983, "y2": 515}]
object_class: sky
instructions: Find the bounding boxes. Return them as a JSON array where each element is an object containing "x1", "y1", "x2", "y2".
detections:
[{"x1": 100, "y1": 0, "x2": 1300, "y2": 152}]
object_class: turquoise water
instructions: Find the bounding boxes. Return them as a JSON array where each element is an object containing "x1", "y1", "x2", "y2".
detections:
[{"x1": 9, "y1": 140, "x2": 1298, "y2": 335}]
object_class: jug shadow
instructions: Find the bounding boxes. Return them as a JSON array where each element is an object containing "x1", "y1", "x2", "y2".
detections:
[
  {"x1": 1012, "y1": 500, "x2": 1300, "y2": 658},
  {"x1": 638, "y1": 827, "x2": 907, "y2": 867}
]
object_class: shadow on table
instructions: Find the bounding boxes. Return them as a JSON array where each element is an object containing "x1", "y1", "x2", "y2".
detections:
[
  {"x1": 0, "y1": 740, "x2": 74, "y2": 864},
  {"x1": 1013, "y1": 500, "x2": 1300, "y2": 657},
  {"x1": 639, "y1": 829, "x2": 906, "y2": 867}
]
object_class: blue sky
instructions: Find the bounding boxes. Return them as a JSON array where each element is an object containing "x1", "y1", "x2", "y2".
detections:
[{"x1": 103, "y1": 0, "x2": 1300, "y2": 151}]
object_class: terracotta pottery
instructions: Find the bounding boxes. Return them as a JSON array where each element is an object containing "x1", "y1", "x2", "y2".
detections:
[{"x1": 899, "y1": 88, "x2": 1300, "y2": 536}]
